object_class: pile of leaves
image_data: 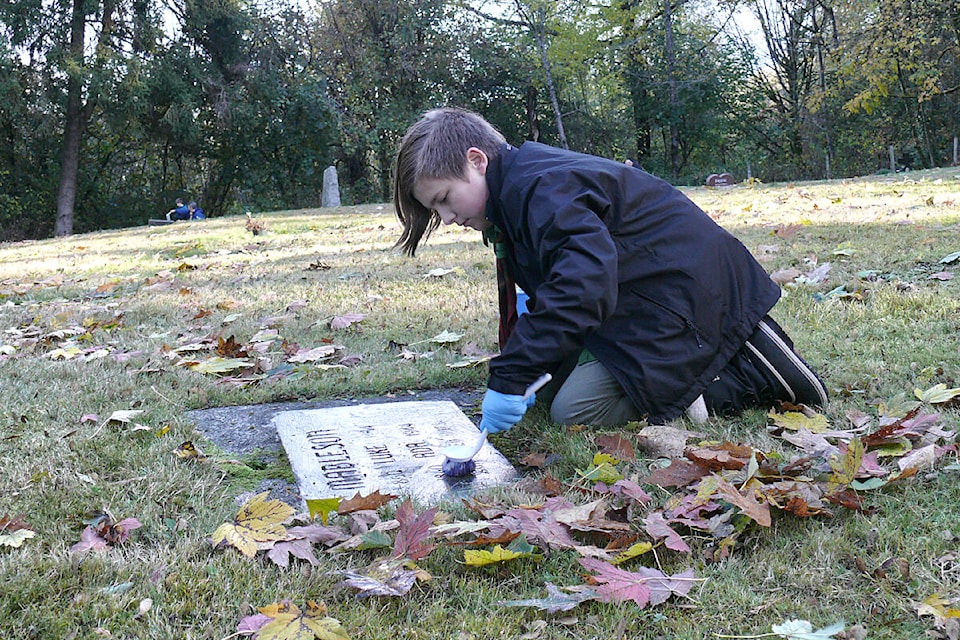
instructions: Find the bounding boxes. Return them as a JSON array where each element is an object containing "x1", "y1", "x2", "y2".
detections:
[{"x1": 201, "y1": 400, "x2": 957, "y2": 638}]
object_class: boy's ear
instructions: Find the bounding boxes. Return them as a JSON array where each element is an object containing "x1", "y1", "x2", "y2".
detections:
[{"x1": 466, "y1": 147, "x2": 488, "y2": 174}]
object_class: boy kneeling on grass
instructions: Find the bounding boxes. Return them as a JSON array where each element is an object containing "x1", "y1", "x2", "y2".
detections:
[{"x1": 393, "y1": 107, "x2": 827, "y2": 434}]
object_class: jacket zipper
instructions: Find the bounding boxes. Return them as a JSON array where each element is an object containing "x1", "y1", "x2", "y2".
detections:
[{"x1": 635, "y1": 292, "x2": 704, "y2": 348}]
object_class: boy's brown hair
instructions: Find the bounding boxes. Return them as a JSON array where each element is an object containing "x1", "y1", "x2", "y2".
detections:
[{"x1": 393, "y1": 107, "x2": 506, "y2": 256}]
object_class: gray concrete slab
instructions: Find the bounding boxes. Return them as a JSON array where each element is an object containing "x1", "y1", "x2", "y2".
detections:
[{"x1": 275, "y1": 401, "x2": 517, "y2": 504}]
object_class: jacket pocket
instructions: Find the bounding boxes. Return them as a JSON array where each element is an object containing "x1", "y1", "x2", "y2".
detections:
[{"x1": 631, "y1": 290, "x2": 709, "y2": 349}]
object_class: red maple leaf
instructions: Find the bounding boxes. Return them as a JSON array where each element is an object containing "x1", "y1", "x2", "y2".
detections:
[
  {"x1": 643, "y1": 512, "x2": 691, "y2": 553},
  {"x1": 579, "y1": 558, "x2": 697, "y2": 607},
  {"x1": 391, "y1": 499, "x2": 436, "y2": 562}
]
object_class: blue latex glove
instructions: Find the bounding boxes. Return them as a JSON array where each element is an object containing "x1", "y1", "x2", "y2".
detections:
[
  {"x1": 479, "y1": 388, "x2": 532, "y2": 434},
  {"x1": 516, "y1": 290, "x2": 530, "y2": 316}
]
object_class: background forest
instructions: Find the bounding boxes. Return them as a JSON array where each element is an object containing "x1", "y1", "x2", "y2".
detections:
[{"x1": 1, "y1": 0, "x2": 958, "y2": 241}]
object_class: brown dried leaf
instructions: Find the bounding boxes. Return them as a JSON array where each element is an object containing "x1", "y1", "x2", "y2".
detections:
[
  {"x1": 638, "y1": 459, "x2": 711, "y2": 488},
  {"x1": 337, "y1": 490, "x2": 398, "y2": 514},
  {"x1": 715, "y1": 476, "x2": 771, "y2": 527},
  {"x1": 686, "y1": 442, "x2": 754, "y2": 470},
  {"x1": 595, "y1": 434, "x2": 636, "y2": 461}
]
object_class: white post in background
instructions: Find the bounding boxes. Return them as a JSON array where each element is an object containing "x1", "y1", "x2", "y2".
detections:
[{"x1": 889, "y1": 145, "x2": 896, "y2": 172}]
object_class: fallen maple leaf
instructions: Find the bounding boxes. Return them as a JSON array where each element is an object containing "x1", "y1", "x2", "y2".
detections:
[
  {"x1": 578, "y1": 558, "x2": 697, "y2": 607},
  {"x1": 70, "y1": 514, "x2": 142, "y2": 554},
  {"x1": 917, "y1": 592, "x2": 960, "y2": 628},
  {"x1": 391, "y1": 499, "x2": 436, "y2": 562},
  {"x1": 826, "y1": 438, "x2": 864, "y2": 496},
  {"x1": 190, "y1": 356, "x2": 253, "y2": 375},
  {"x1": 211, "y1": 492, "x2": 294, "y2": 557},
  {"x1": 266, "y1": 538, "x2": 320, "y2": 568},
  {"x1": 643, "y1": 512, "x2": 691, "y2": 552},
  {"x1": 714, "y1": 476, "x2": 772, "y2": 527},
  {"x1": 241, "y1": 600, "x2": 350, "y2": 640},
  {"x1": 605, "y1": 479, "x2": 653, "y2": 504},
  {"x1": 595, "y1": 434, "x2": 636, "y2": 461},
  {"x1": 288, "y1": 345, "x2": 340, "y2": 363},
  {"x1": 914, "y1": 383, "x2": 960, "y2": 405},
  {"x1": 463, "y1": 534, "x2": 539, "y2": 567},
  {"x1": 499, "y1": 506, "x2": 576, "y2": 551},
  {"x1": 337, "y1": 490, "x2": 398, "y2": 514},
  {"x1": 105, "y1": 409, "x2": 145, "y2": 426},
  {"x1": 499, "y1": 583, "x2": 599, "y2": 612},
  {"x1": 172, "y1": 440, "x2": 207, "y2": 460},
  {"x1": 339, "y1": 558, "x2": 429, "y2": 597},
  {"x1": 611, "y1": 541, "x2": 654, "y2": 565},
  {"x1": 769, "y1": 410, "x2": 831, "y2": 433},
  {"x1": 329, "y1": 313, "x2": 366, "y2": 330},
  {"x1": 0, "y1": 514, "x2": 36, "y2": 548},
  {"x1": 686, "y1": 442, "x2": 754, "y2": 470},
  {"x1": 638, "y1": 458, "x2": 710, "y2": 488},
  {"x1": 306, "y1": 497, "x2": 341, "y2": 525}
]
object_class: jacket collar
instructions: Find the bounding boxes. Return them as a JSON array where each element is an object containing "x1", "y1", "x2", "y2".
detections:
[{"x1": 484, "y1": 143, "x2": 514, "y2": 226}]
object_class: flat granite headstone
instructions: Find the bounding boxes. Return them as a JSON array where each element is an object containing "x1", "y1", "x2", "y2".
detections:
[{"x1": 275, "y1": 400, "x2": 517, "y2": 504}]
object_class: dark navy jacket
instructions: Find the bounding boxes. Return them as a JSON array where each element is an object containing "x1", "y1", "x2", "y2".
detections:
[{"x1": 484, "y1": 142, "x2": 780, "y2": 423}]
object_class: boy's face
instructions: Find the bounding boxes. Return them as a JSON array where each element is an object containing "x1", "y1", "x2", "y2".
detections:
[{"x1": 413, "y1": 148, "x2": 491, "y2": 231}]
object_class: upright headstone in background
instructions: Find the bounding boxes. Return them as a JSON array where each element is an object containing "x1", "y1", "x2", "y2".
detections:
[
  {"x1": 706, "y1": 172, "x2": 737, "y2": 187},
  {"x1": 322, "y1": 166, "x2": 341, "y2": 208}
]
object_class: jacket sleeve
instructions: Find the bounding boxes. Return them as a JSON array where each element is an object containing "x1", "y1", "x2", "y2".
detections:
[{"x1": 487, "y1": 172, "x2": 619, "y2": 395}]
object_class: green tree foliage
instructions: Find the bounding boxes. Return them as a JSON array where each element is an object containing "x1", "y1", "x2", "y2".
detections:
[
  {"x1": 2, "y1": 0, "x2": 959, "y2": 240},
  {"x1": 837, "y1": 0, "x2": 960, "y2": 169},
  {"x1": 315, "y1": 0, "x2": 463, "y2": 202}
]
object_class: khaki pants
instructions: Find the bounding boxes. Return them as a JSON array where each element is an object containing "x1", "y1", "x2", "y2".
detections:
[{"x1": 548, "y1": 357, "x2": 642, "y2": 427}]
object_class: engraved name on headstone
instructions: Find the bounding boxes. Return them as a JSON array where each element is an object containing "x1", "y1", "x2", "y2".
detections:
[
  {"x1": 706, "y1": 172, "x2": 737, "y2": 187},
  {"x1": 275, "y1": 401, "x2": 517, "y2": 504}
]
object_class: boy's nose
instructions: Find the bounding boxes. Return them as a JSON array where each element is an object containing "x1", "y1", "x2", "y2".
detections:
[{"x1": 437, "y1": 208, "x2": 457, "y2": 225}]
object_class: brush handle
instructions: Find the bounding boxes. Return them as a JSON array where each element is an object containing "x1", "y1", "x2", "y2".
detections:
[{"x1": 521, "y1": 373, "x2": 553, "y2": 401}]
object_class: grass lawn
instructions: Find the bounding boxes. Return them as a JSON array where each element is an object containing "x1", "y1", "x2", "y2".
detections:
[{"x1": 1, "y1": 169, "x2": 958, "y2": 639}]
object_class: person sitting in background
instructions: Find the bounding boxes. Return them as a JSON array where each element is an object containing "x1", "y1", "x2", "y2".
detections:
[
  {"x1": 166, "y1": 198, "x2": 189, "y2": 221},
  {"x1": 187, "y1": 202, "x2": 205, "y2": 220}
]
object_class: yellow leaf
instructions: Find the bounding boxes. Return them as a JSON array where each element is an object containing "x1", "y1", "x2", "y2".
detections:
[
  {"x1": 305, "y1": 497, "x2": 341, "y2": 525},
  {"x1": 0, "y1": 529, "x2": 36, "y2": 548},
  {"x1": 611, "y1": 541, "x2": 653, "y2": 565},
  {"x1": 48, "y1": 346, "x2": 83, "y2": 360},
  {"x1": 592, "y1": 452, "x2": 620, "y2": 466},
  {"x1": 190, "y1": 357, "x2": 253, "y2": 375},
  {"x1": 873, "y1": 439, "x2": 912, "y2": 457},
  {"x1": 463, "y1": 545, "x2": 525, "y2": 566},
  {"x1": 210, "y1": 492, "x2": 294, "y2": 557},
  {"x1": 827, "y1": 439, "x2": 864, "y2": 495},
  {"x1": 920, "y1": 593, "x2": 960, "y2": 619},
  {"x1": 577, "y1": 462, "x2": 623, "y2": 484},
  {"x1": 914, "y1": 383, "x2": 960, "y2": 404},
  {"x1": 768, "y1": 410, "x2": 830, "y2": 432},
  {"x1": 173, "y1": 440, "x2": 207, "y2": 460},
  {"x1": 257, "y1": 601, "x2": 351, "y2": 640}
]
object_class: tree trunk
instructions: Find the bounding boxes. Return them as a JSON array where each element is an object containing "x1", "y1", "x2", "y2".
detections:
[
  {"x1": 534, "y1": 23, "x2": 568, "y2": 150},
  {"x1": 663, "y1": 0, "x2": 680, "y2": 181},
  {"x1": 54, "y1": 0, "x2": 87, "y2": 237},
  {"x1": 525, "y1": 85, "x2": 540, "y2": 142}
]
